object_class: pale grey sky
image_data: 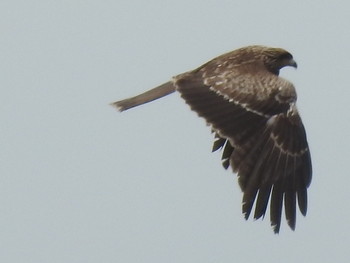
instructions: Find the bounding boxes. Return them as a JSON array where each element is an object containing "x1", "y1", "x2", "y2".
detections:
[{"x1": 1, "y1": 1, "x2": 350, "y2": 262}]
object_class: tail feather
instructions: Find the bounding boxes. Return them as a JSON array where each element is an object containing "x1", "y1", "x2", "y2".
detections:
[{"x1": 110, "y1": 81, "x2": 175, "y2": 111}]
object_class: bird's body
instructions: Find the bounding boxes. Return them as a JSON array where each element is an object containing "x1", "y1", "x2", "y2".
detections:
[{"x1": 112, "y1": 45, "x2": 312, "y2": 233}]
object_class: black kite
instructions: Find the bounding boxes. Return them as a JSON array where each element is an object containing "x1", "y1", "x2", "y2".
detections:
[{"x1": 111, "y1": 45, "x2": 312, "y2": 233}]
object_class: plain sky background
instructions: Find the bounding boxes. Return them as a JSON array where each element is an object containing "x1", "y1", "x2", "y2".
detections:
[{"x1": 1, "y1": 1, "x2": 350, "y2": 262}]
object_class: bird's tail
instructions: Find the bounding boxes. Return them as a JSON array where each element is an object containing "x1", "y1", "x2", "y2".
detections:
[{"x1": 110, "y1": 81, "x2": 176, "y2": 111}]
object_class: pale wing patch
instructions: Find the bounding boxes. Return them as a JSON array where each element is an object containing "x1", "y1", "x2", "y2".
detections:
[{"x1": 208, "y1": 86, "x2": 271, "y2": 118}]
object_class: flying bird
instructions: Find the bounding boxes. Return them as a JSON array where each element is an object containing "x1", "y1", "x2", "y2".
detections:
[{"x1": 111, "y1": 45, "x2": 312, "y2": 233}]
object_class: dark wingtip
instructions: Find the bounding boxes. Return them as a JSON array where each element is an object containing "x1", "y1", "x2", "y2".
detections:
[
  {"x1": 212, "y1": 137, "x2": 225, "y2": 152},
  {"x1": 222, "y1": 159, "x2": 230, "y2": 169},
  {"x1": 287, "y1": 219, "x2": 296, "y2": 231},
  {"x1": 273, "y1": 227, "x2": 280, "y2": 234}
]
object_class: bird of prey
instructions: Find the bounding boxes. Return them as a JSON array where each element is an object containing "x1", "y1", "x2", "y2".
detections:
[{"x1": 111, "y1": 45, "x2": 312, "y2": 233}]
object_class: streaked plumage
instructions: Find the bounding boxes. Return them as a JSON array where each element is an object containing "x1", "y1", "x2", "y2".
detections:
[{"x1": 111, "y1": 45, "x2": 312, "y2": 233}]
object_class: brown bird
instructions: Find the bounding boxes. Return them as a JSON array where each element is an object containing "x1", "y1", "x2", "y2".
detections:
[{"x1": 111, "y1": 45, "x2": 312, "y2": 233}]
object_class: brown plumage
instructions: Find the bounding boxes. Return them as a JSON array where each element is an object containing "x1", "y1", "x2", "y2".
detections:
[{"x1": 111, "y1": 45, "x2": 312, "y2": 233}]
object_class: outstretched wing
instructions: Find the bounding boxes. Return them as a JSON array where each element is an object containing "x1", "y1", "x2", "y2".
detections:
[
  {"x1": 236, "y1": 111, "x2": 312, "y2": 233},
  {"x1": 175, "y1": 65, "x2": 312, "y2": 233}
]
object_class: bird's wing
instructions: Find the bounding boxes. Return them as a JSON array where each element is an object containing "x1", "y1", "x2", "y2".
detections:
[
  {"x1": 236, "y1": 110, "x2": 312, "y2": 233},
  {"x1": 175, "y1": 68, "x2": 311, "y2": 233}
]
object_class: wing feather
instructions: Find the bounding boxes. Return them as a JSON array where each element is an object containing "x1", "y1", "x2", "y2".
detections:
[{"x1": 175, "y1": 65, "x2": 311, "y2": 233}]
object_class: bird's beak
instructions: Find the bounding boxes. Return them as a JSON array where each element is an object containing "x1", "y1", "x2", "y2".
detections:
[{"x1": 289, "y1": 59, "x2": 297, "y2": 69}]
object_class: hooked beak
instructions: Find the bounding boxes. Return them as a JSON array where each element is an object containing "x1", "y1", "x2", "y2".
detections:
[{"x1": 289, "y1": 59, "x2": 298, "y2": 69}]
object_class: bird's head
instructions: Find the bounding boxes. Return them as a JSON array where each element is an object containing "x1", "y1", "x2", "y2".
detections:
[{"x1": 262, "y1": 47, "x2": 297, "y2": 75}]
